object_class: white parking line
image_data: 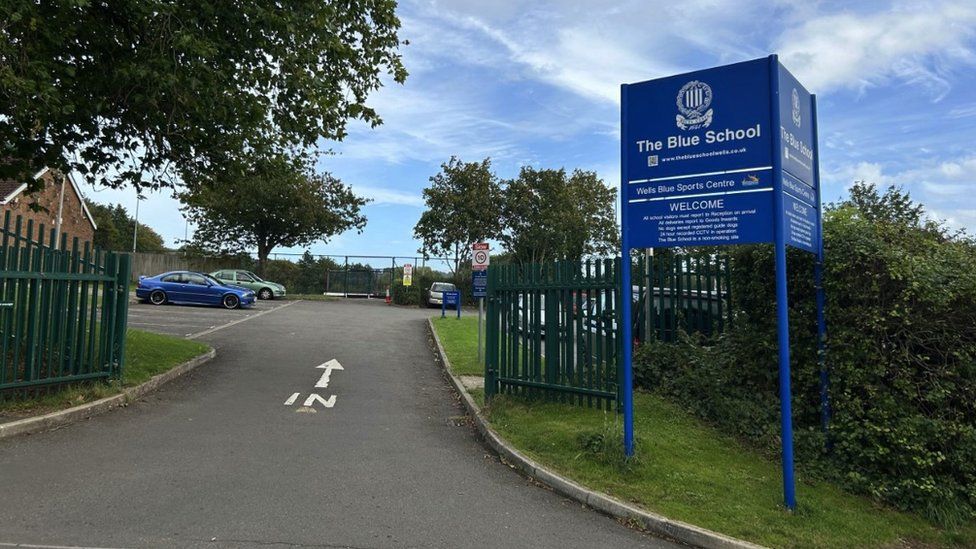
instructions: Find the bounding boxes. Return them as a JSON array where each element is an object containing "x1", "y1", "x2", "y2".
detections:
[
  {"x1": 127, "y1": 320, "x2": 208, "y2": 328},
  {"x1": 129, "y1": 307, "x2": 263, "y2": 315},
  {"x1": 186, "y1": 300, "x2": 301, "y2": 339},
  {"x1": 0, "y1": 543, "x2": 129, "y2": 549}
]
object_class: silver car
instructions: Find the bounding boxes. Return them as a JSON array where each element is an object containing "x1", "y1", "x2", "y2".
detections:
[{"x1": 427, "y1": 282, "x2": 458, "y2": 307}]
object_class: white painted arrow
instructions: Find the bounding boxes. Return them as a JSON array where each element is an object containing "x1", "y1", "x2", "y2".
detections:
[
  {"x1": 314, "y1": 359, "x2": 344, "y2": 388},
  {"x1": 304, "y1": 393, "x2": 337, "y2": 408}
]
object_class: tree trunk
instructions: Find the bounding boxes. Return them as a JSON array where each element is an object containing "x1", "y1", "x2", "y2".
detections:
[
  {"x1": 453, "y1": 242, "x2": 462, "y2": 286},
  {"x1": 256, "y1": 240, "x2": 271, "y2": 277}
]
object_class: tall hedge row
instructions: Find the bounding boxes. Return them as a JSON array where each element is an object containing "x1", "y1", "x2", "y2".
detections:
[{"x1": 635, "y1": 184, "x2": 976, "y2": 524}]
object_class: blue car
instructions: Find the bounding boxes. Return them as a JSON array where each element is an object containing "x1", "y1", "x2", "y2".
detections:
[{"x1": 136, "y1": 271, "x2": 256, "y2": 309}]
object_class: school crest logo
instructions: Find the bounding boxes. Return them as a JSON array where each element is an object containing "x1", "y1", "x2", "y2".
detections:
[
  {"x1": 676, "y1": 80, "x2": 713, "y2": 130},
  {"x1": 791, "y1": 88, "x2": 801, "y2": 128}
]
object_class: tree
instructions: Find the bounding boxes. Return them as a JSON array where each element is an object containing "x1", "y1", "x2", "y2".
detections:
[
  {"x1": 86, "y1": 201, "x2": 167, "y2": 252},
  {"x1": 499, "y1": 167, "x2": 618, "y2": 264},
  {"x1": 413, "y1": 157, "x2": 503, "y2": 280},
  {"x1": 180, "y1": 153, "x2": 367, "y2": 272},
  {"x1": 295, "y1": 251, "x2": 339, "y2": 294},
  {"x1": 0, "y1": 1, "x2": 407, "y2": 191}
]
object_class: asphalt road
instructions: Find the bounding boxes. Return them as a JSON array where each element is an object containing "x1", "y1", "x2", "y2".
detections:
[
  {"x1": 0, "y1": 300, "x2": 678, "y2": 548},
  {"x1": 126, "y1": 297, "x2": 293, "y2": 338}
]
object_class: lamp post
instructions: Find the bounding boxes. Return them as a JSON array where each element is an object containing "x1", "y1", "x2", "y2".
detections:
[{"x1": 132, "y1": 193, "x2": 145, "y2": 253}]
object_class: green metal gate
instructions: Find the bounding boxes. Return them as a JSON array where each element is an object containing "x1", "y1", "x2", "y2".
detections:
[
  {"x1": 483, "y1": 253, "x2": 732, "y2": 409},
  {"x1": 325, "y1": 268, "x2": 392, "y2": 297},
  {"x1": 485, "y1": 259, "x2": 622, "y2": 409},
  {"x1": 0, "y1": 212, "x2": 131, "y2": 398}
]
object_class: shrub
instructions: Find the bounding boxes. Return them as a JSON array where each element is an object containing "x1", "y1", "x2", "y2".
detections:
[
  {"x1": 635, "y1": 183, "x2": 976, "y2": 524},
  {"x1": 261, "y1": 259, "x2": 300, "y2": 290},
  {"x1": 392, "y1": 282, "x2": 425, "y2": 306}
]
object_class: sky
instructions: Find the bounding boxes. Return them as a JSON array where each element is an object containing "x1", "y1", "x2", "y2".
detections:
[{"x1": 83, "y1": 0, "x2": 976, "y2": 268}]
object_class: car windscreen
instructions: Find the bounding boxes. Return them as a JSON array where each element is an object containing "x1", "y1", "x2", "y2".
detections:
[
  {"x1": 203, "y1": 274, "x2": 223, "y2": 286},
  {"x1": 246, "y1": 271, "x2": 264, "y2": 282},
  {"x1": 431, "y1": 283, "x2": 456, "y2": 292}
]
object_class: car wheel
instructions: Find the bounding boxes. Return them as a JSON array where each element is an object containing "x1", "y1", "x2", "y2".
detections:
[
  {"x1": 258, "y1": 287, "x2": 273, "y2": 300},
  {"x1": 222, "y1": 294, "x2": 240, "y2": 309},
  {"x1": 149, "y1": 290, "x2": 167, "y2": 305}
]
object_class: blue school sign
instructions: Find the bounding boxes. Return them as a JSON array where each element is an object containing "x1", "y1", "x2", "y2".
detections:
[{"x1": 620, "y1": 55, "x2": 824, "y2": 511}]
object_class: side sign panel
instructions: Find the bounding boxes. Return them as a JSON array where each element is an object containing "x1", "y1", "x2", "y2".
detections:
[{"x1": 777, "y1": 65, "x2": 816, "y2": 187}]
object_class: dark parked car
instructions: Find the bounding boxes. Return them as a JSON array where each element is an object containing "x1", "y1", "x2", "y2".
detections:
[{"x1": 136, "y1": 271, "x2": 256, "y2": 309}]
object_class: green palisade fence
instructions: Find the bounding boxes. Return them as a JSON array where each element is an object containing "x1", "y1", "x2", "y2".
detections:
[
  {"x1": 485, "y1": 259, "x2": 622, "y2": 410},
  {"x1": 0, "y1": 211, "x2": 130, "y2": 399},
  {"x1": 633, "y1": 251, "x2": 732, "y2": 344},
  {"x1": 484, "y1": 253, "x2": 731, "y2": 409}
]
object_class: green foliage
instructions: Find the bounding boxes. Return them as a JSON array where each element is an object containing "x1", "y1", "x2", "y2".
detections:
[
  {"x1": 392, "y1": 283, "x2": 423, "y2": 306},
  {"x1": 500, "y1": 166, "x2": 618, "y2": 264},
  {"x1": 635, "y1": 183, "x2": 976, "y2": 525},
  {"x1": 181, "y1": 153, "x2": 368, "y2": 269},
  {"x1": 413, "y1": 159, "x2": 619, "y2": 275},
  {"x1": 392, "y1": 265, "x2": 460, "y2": 306},
  {"x1": 261, "y1": 259, "x2": 301, "y2": 291},
  {"x1": 292, "y1": 252, "x2": 340, "y2": 294},
  {"x1": 0, "y1": 329, "x2": 209, "y2": 417},
  {"x1": 413, "y1": 157, "x2": 503, "y2": 281},
  {"x1": 430, "y1": 317, "x2": 482, "y2": 376},
  {"x1": 0, "y1": 0, "x2": 406, "y2": 192},
  {"x1": 86, "y1": 201, "x2": 166, "y2": 252},
  {"x1": 434, "y1": 315, "x2": 976, "y2": 547}
]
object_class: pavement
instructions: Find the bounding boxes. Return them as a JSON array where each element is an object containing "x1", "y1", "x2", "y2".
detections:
[{"x1": 0, "y1": 299, "x2": 679, "y2": 548}]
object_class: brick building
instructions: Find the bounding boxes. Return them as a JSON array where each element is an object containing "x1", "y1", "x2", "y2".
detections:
[{"x1": 0, "y1": 167, "x2": 97, "y2": 246}]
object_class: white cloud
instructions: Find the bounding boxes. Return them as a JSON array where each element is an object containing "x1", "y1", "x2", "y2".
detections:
[
  {"x1": 354, "y1": 184, "x2": 424, "y2": 207},
  {"x1": 775, "y1": 2, "x2": 976, "y2": 98},
  {"x1": 411, "y1": 0, "x2": 976, "y2": 105},
  {"x1": 415, "y1": 0, "x2": 774, "y2": 105},
  {"x1": 824, "y1": 153, "x2": 976, "y2": 230}
]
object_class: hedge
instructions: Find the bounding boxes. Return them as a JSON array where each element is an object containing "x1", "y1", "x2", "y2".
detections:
[{"x1": 635, "y1": 184, "x2": 976, "y2": 525}]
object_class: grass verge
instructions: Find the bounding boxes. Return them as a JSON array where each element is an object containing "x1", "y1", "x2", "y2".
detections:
[
  {"x1": 431, "y1": 316, "x2": 482, "y2": 376},
  {"x1": 0, "y1": 328, "x2": 210, "y2": 419},
  {"x1": 431, "y1": 319, "x2": 976, "y2": 548}
]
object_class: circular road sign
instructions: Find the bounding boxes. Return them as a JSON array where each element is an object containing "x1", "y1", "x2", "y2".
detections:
[{"x1": 472, "y1": 249, "x2": 490, "y2": 270}]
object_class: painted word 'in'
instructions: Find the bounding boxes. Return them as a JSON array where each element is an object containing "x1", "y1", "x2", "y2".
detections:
[{"x1": 284, "y1": 392, "x2": 337, "y2": 408}]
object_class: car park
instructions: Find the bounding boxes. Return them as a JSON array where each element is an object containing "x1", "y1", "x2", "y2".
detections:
[
  {"x1": 426, "y1": 282, "x2": 457, "y2": 307},
  {"x1": 136, "y1": 271, "x2": 256, "y2": 309},
  {"x1": 211, "y1": 269, "x2": 287, "y2": 300}
]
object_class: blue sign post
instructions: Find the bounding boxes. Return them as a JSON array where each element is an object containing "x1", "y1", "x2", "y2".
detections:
[
  {"x1": 472, "y1": 271, "x2": 487, "y2": 298},
  {"x1": 473, "y1": 270, "x2": 488, "y2": 365},
  {"x1": 621, "y1": 55, "x2": 823, "y2": 510},
  {"x1": 441, "y1": 291, "x2": 460, "y2": 319}
]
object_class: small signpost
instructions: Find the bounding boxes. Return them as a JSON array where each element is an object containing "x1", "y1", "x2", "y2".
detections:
[
  {"x1": 441, "y1": 291, "x2": 460, "y2": 319},
  {"x1": 472, "y1": 242, "x2": 490, "y2": 271},
  {"x1": 471, "y1": 242, "x2": 490, "y2": 365},
  {"x1": 472, "y1": 268, "x2": 488, "y2": 364},
  {"x1": 472, "y1": 271, "x2": 487, "y2": 298},
  {"x1": 403, "y1": 263, "x2": 413, "y2": 287},
  {"x1": 620, "y1": 55, "x2": 824, "y2": 510}
]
